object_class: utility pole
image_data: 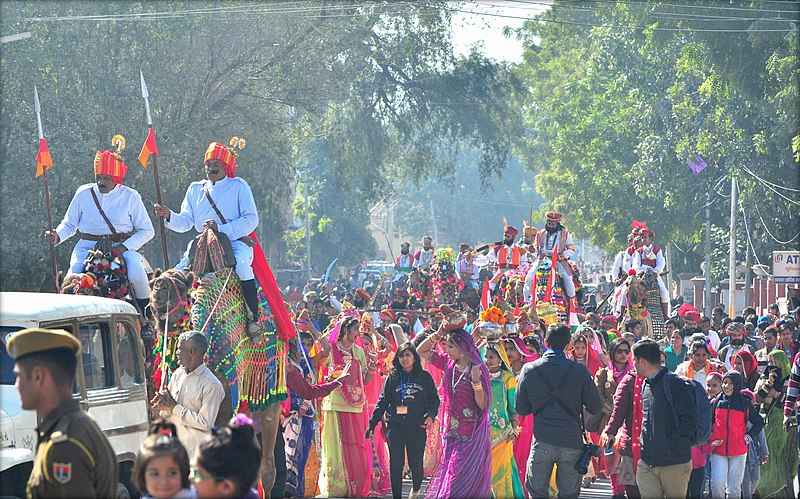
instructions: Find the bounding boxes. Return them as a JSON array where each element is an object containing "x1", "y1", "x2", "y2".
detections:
[
  {"x1": 728, "y1": 176, "x2": 738, "y2": 318},
  {"x1": 305, "y1": 189, "x2": 311, "y2": 280},
  {"x1": 429, "y1": 198, "x2": 439, "y2": 245},
  {"x1": 704, "y1": 188, "x2": 712, "y2": 316}
]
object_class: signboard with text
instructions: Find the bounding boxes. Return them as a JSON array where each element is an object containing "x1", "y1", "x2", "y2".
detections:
[{"x1": 773, "y1": 251, "x2": 800, "y2": 284}]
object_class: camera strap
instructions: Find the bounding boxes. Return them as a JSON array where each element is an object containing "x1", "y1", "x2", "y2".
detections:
[{"x1": 535, "y1": 363, "x2": 590, "y2": 444}]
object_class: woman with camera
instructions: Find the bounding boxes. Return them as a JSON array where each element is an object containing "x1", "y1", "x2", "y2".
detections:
[{"x1": 756, "y1": 350, "x2": 797, "y2": 498}]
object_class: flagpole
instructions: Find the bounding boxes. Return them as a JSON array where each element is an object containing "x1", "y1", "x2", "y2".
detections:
[
  {"x1": 140, "y1": 71, "x2": 170, "y2": 269},
  {"x1": 34, "y1": 86, "x2": 60, "y2": 293},
  {"x1": 42, "y1": 169, "x2": 60, "y2": 292}
]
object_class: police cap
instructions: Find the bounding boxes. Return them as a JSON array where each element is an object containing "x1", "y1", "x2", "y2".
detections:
[{"x1": 6, "y1": 327, "x2": 81, "y2": 361}]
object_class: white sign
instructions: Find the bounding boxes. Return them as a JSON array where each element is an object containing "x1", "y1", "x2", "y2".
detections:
[{"x1": 773, "y1": 251, "x2": 800, "y2": 284}]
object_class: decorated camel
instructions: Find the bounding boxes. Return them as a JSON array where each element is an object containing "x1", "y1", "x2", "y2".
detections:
[{"x1": 149, "y1": 227, "x2": 294, "y2": 491}]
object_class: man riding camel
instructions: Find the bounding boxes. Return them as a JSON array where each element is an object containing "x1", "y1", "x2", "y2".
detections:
[
  {"x1": 153, "y1": 139, "x2": 262, "y2": 334},
  {"x1": 46, "y1": 135, "x2": 154, "y2": 314},
  {"x1": 413, "y1": 235, "x2": 435, "y2": 270},
  {"x1": 632, "y1": 226, "x2": 670, "y2": 318},
  {"x1": 524, "y1": 211, "x2": 577, "y2": 316}
]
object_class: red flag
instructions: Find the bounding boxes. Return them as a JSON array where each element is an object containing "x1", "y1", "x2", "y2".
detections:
[
  {"x1": 35, "y1": 138, "x2": 53, "y2": 177},
  {"x1": 138, "y1": 127, "x2": 159, "y2": 168},
  {"x1": 480, "y1": 279, "x2": 490, "y2": 311},
  {"x1": 249, "y1": 232, "x2": 297, "y2": 341}
]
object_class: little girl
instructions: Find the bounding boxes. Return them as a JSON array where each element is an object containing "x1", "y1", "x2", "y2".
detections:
[
  {"x1": 192, "y1": 414, "x2": 261, "y2": 499},
  {"x1": 132, "y1": 420, "x2": 194, "y2": 499}
]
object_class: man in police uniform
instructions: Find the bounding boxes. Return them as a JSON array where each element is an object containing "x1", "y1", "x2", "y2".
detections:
[{"x1": 8, "y1": 328, "x2": 116, "y2": 498}]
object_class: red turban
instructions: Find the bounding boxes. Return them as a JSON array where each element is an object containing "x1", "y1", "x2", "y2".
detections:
[
  {"x1": 94, "y1": 135, "x2": 128, "y2": 184},
  {"x1": 204, "y1": 142, "x2": 238, "y2": 178},
  {"x1": 545, "y1": 211, "x2": 562, "y2": 223},
  {"x1": 504, "y1": 225, "x2": 519, "y2": 237}
]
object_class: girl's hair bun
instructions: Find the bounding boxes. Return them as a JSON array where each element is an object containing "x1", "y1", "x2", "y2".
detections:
[{"x1": 228, "y1": 413, "x2": 255, "y2": 443}]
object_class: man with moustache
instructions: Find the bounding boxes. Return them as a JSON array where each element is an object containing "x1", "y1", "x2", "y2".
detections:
[
  {"x1": 524, "y1": 211, "x2": 577, "y2": 316},
  {"x1": 45, "y1": 136, "x2": 154, "y2": 314},
  {"x1": 154, "y1": 139, "x2": 263, "y2": 334}
]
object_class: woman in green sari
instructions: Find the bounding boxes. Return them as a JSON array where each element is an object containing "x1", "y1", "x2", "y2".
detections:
[{"x1": 756, "y1": 349, "x2": 797, "y2": 498}]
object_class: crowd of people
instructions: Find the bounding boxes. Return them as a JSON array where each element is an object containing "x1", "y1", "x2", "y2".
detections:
[
  {"x1": 15, "y1": 135, "x2": 800, "y2": 499},
  {"x1": 10, "y1": 291, "x2": 800, "y2": 499}
]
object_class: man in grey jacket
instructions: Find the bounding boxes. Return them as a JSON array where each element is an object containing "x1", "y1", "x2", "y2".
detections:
[{"x1": 517, "y1": 324, "x2": 603, "y2": 499}]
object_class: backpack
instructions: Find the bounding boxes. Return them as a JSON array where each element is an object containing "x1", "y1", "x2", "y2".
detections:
[{"x1": 663, "y1": 374, "x2": 712, "y2": 446}]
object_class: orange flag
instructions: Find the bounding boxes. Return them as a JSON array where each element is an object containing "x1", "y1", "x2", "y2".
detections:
[
  {"x1": 138, "y1": 127, "x2": 159, "y2": 168},
  {"x1": 35, "y1": 138, "x2": 53, "y2": 177}
]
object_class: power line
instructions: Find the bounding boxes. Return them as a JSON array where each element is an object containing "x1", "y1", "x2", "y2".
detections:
[
  {"x1": 497, "y1": 0, "x2": 799, "y2": 21},
  {"x1": 551, "y1": 0, "x2": 800, "y2": 14},
  {"x1": 446, "y1": 6, "x2": 798, "y2": 31},
  {"x1": 24, "y1": 2, "x2": 429, "y2": 22},
  {"x1": 741, "y1": 164, "x2": 800, "y2": 192},
  {"x1": 745, "y1": 169, "x2": 800, "y2": 206},
  {"x1": 738, "y1": 191, "x2": 763, "y2": 266},
  {"x1": 752, "y1": 199, "x2": 800, "y2": 244}
]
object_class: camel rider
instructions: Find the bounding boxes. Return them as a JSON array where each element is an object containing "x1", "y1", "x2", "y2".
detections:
[
  {"x1": 414, "y1": 235, "x2": 435, "y2": 269},
  {"x1": 154, "y1": 140, "x2": 262, "y2": 334},
  {"x1": 517, "y1": 223, "x2": 537, "y2": 273},
  {"x1": 632, "y1": 227, "x2": 670, "y2": 317},
  {"x1": 611, "y1": 234, "x2": 634, "y2": 285},
  {"x1": 491, "y1": 224, "x2": 525, "y2": 272},
  {"x1": 45, "y1": 136, "x2": 154, "y2": 314},
  {"x1": 395, "y1": 242, "x2": 415, "y2": 273},
  {"x1": 523, "y1": 211, "x2": 577, "y2": 310},
  {"x1": 623, "y1": 221, "x2": 646, "y2": 275}
]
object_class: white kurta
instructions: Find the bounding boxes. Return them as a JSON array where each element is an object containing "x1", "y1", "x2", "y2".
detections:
[
  {"x1": 633, "y1": 244, "x2": 669, "y2": 305},
  {"x1": 166, "y1": 176, "x2": 259, "y2": 280},
  {"x1": 414, "y1": 248, "x2": 434, "y2": 269},
  {"x1": 55, "y1": 183, "x2": 154, "y2": 251},
  {"x1": 55, "y1": 183, "x2": 155, "y2": 298},
  {"x1": 167, "y1": 364, "x2": 225, "y2": 458}
]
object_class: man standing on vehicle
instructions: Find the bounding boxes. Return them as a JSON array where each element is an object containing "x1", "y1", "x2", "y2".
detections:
[
  {"x1": 152, "y1": 330, "x2": 224, "y2": 458},
  {"x1": 8, "y1": 327, "x2": 117, "y2": 498},
  {"x1": 45, "y1": 137, "x2": 155, "y2": 315},
  {"x1": 413, "y1": 236, "x2": 435, "y2": 270}
]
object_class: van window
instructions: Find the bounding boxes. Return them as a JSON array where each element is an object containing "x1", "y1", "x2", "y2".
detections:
[
  {"x1": 0, "y1": 327, "x2": 22, "y2": 385},
  {"x1": 116, "y1": 322, "x2": 143, "y2": 388},
  {"x1": 78, "y1": 322, "x2": 114, "y2": 389}
]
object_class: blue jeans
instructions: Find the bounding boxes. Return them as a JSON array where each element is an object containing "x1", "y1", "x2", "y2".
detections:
[{"x1": 527, "y1": 440, "x2": 583, "y2": 499}]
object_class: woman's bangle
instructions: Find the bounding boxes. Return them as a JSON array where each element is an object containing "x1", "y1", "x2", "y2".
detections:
[{"x1": 472, "y1": 382, "x2": 483, "y2": 391}]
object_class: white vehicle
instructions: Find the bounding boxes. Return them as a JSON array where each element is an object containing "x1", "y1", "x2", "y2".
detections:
[{"x1": 0, "y1": 292, "x2": 149, "y2": 498}]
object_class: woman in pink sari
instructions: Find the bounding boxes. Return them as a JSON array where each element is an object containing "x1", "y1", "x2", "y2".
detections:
[
  {"x1": 360, "y1": 319, "x2": 392, "y2": 496},
  {"x1": 504, "y1": 336, "x2": 539, "y2": 494},
  {"x1": 417, "y1": 325, "x2": 492, "y2": 498},
  {"x1": 319, "y1": 317, "x2": 372, "y2": 497}
]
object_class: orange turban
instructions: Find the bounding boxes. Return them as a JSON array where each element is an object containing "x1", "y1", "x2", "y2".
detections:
[
  {"x1": 204, "y1": 142, "x2": 238, "y2": 178},
  {"x1": 94, "y1": 135, "x2": 127, "y2": 184}
]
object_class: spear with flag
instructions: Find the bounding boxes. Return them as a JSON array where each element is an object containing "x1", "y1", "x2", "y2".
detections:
[
  {"x1": 137, "y1": 70, "x2": 169, "y2": 269},
  {"x1": 34, "y1": 86, "x2": 60, "y2": 293}
]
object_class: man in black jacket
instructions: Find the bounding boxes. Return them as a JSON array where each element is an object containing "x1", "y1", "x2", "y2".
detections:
[
  {"x1": 516, "y1": 324, "x2": 603, "y2": 499},
  {"x1": 633, "y1": 339, "x2": 695, "y2": 499}
]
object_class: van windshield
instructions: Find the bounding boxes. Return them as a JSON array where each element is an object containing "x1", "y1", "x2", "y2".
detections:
[{"x1": 1, "y1": 326, "x2": 23, "y2": 385}]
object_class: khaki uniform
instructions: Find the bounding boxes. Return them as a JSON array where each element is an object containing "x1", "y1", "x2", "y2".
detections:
[{"x1": 27, "y1": 399, "x2": 117, "y2": 499}]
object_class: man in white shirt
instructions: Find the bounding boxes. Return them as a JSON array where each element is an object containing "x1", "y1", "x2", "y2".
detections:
[
  {"x1": 152, "y1": 330, "x2": 225, "y2": 458},
  {"x1": 45, "y1": 138, "x2": 154, "y2": 313},
  {"x1": 413, "y1": 236, "x2": 435, "y2": 269},
  {"x1": 632, "y1": 228, "x2": 670, "y2": 318},
  {"x1": 154, "y1": 140, "x2": 262, "y2": 333},
  {"x1": 524, "y1": 212, "x2": 577, "y2": 313}
]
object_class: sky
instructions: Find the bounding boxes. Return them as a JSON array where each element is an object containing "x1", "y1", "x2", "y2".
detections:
[{"x1": 450, "y1": 0, "x2": 552, "y2": 63}]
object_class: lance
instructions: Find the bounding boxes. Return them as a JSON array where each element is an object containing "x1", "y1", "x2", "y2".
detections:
[
  {"x1": 140, "y1": 71, "x2": 170, "y2": 269},
  {"x1": 34, "y1": 86, "x2": 60, "y2": 293}
]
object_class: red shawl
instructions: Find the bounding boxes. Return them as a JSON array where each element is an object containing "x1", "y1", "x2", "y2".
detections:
[{"x1": 249, "y1": 232, "x2": 296, "y2": 341}]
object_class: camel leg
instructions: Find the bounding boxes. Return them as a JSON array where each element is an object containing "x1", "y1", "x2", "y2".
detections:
[{"x1": 259, "y1": 404, "x2": 281, "y2": 493}]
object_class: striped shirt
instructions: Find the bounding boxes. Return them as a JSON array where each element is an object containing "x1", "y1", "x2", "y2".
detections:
[{"x1": 784, "y1": 351, "x2": 800, "y2": 417}]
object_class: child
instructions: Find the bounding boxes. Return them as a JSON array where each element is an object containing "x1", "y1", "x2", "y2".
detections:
[
  {"x1": 706, "y1": 371, "x2": 722, "y2": 399},
  {"x1": 132, "y1": 420, "x2": 193, "y2": 499},
  {"x1": 192, "y1": 414, "x2": 261, "y2": 499}
]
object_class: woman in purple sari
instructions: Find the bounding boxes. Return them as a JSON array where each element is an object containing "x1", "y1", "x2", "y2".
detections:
[{"x1": 417, "y1": 324, "x2": 492, "y2": 498}]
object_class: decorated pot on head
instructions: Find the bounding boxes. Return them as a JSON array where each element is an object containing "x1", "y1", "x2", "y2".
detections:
[
  {"x1": 535, "y1": 301, "x2": 560, "y2": 326},
  {"x1": 477, "y1": 305, "x2": 508, "y2": 340}
]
